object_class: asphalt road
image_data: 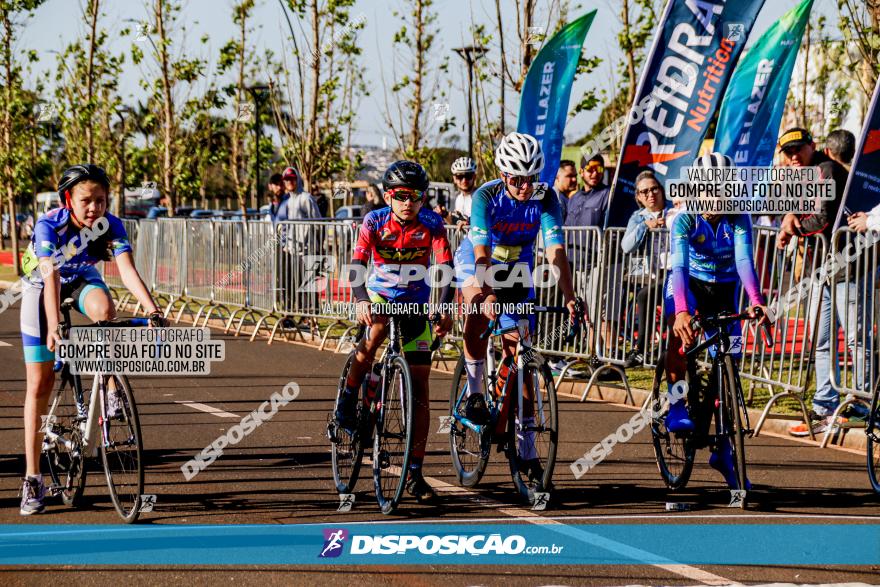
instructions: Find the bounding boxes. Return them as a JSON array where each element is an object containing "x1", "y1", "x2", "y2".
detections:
[{"x1": 0, "y1": 301, "x2": 878, "y2": 585}]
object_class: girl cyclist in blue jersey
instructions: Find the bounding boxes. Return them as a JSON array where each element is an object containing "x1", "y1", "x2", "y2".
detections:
[
  {"x1": 18, "y1": 164, "x2": 164, "y2": 515},
  {"x1": 455, "y1": 132, "x2": 581, "y2": 488},
  {"x1": 664, "y1": 152, "x2": 770, "y2": 490}
]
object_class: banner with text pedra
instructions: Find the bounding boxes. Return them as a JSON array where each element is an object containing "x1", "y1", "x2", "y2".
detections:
[{"x1": 605, "y1": 0, "x2": 766, "y2": 227}]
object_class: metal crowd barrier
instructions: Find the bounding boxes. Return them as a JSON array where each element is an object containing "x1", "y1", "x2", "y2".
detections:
[
  {"x1": 821, "y1": 227, "x2": 880, "y2": 446},
  {"x1": 741, "y1": 228, "x2": 826, "y2": 437},
  {"x1": 114, "y1": 215, "x2": 878, "y2": 450}
]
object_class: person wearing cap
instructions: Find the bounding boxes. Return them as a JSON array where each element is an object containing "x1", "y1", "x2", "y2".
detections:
[
  {"x1": 277, "y1": 166, "x2": 320, "y2": 221},
  {"x1": 559, "y1": 154, "x2": 609, "y2": 226},
  {"x1": 774, "y1": 128, "x2": 869, "y2": 437}
]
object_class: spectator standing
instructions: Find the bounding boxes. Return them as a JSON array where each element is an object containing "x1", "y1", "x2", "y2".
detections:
[
  {"x1": 363, "y1": 185, "x2": 384, "y2": 215},
  {"x1": 824, "y1": 129, "x2": 856, "y2": 170},
  {"x1": 775, "y1": 128, "x2": 866, "y2": 436},
  {"x1": 266, "y1": 173, "x2": 284, "y2": 221},
  {"x1": 279, "y1": 166, "x2": 320, "y2": 221},
  {"x1": 553, "y1": 159, "x2": 578, "y2": 216},
  {"x1": 621, "y1": 170, "x2": 669, "y2": 368}
]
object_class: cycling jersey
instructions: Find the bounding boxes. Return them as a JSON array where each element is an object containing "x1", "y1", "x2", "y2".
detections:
[
  {"x1": 22, "y1": 208, "x2": 131, "y2": 284},
  {"x1": 352, "y1": 207, "x2": 452, "y2": 304},
  {"x1": 461, "y1": 178, "x2": 564, "y2": 268},
  {"x1": 667, "y1": 213, "x2": 763, "y2": 316}
]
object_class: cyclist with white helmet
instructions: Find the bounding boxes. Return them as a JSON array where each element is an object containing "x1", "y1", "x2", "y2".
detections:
[
  {"x1": 450, "y1": 156, "x2": 477, "y2": 230},
  {"x1": 664, "y1": 152, "x2": 769, "y2": 489},
  {"x1": 454, "y1": 132, "x2": 580, "y2": 487}
]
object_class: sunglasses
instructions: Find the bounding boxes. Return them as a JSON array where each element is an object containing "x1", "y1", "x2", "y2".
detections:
[
  {"x1": 503, "y1": 173, "x2": 537, "y2": 189},
  {"x1": 454, "y1": 173, "x2": 475, "y2": 181},
  {"x1": 584, "y1": 162, "x2": 604, "y2": 173},
  {"x1": 637, "y1": 186, "x2": 661, "y2": 196},
  {"x1": 388, "y1": 188, "x2": 425, "y2": 203}
]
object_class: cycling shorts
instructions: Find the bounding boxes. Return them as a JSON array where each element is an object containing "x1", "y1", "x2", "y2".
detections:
[
  {"x1": 20, "y1": 266, "x2": 109, "y2": 363},
  {"x1": 368, "y1": 291, "x2": 432, "y2": 366},
  {"x1": 454, "y1": 237, "x2": 535, "y2": 332},
  {"x1": 663, "y1": 276, "x2": 742, "y2": 357}
]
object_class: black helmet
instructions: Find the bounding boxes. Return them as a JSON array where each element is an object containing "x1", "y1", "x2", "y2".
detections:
[
  {"x1": 57, "y1": 164, "x2": 110, "y2": 198},
  {"x1": 382, "y1": 160, "x2": 429, "y2": 192}
]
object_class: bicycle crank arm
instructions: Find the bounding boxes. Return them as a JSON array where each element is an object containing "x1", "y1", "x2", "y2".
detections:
[{"x1": 44, "y1": 429, "x2": 76, "y2": 451}]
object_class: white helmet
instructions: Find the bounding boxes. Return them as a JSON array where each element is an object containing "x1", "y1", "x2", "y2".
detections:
[
  {"x1": 451, "y1": 156, "x2": 476, "y2": 175},
  {"x1": 694, "y1": 152, "x2": 735, "y2": 168},
  {"x1": 494, "y1": 132, "x2": 545, "y2": 176}
]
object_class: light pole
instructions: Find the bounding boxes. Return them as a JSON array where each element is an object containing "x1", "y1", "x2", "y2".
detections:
[
  {"x1": 246, "y1": 83, "x2": 271, "y2": 211},
  {"x1": 453, "y1": 46, "x2": 487, "y2": 158}
]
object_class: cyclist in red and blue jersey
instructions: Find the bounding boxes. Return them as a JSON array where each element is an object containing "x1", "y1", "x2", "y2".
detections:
[
  {"x1": 456, "y1": 132, "x2": 580, "y2": 488},
  {"x1": 334, "y1": 160, "x2": 453, "y2": 502},
  {"x1": 664, "y1": 152, "x2": 769, "y2": 490},
  {"x1": 18, "y1": 164, "x2": 164, "y2": 516}
]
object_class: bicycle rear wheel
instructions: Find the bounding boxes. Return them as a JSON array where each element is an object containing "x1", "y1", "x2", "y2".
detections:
[
  {"x1": 44, "y1": 372, "x2": 87, "y2": 507},
  {"x1": 649, "y1": 354, "x2": 696, "y2": 490},
  {"x1": 373, "y1": 356, "x2": 414, "y2": 514},
  {"x1": 867, "y1": 383, "x2": 880, "y2": 494},
  {"x1": 508, "y1": 363, "x2": 557, "y2": 502},
  {"x1": 449, "y1": 355, "x2": 490, "y2": 487},
  {"x1": 331, "y1": 350, "x2": 368, "y2": 494},
  {"x1": 722, "y1": 356, "x2": 748, "y2": 504},
  {"x1": 99, "y1": 375, "x2": 144, "y2": 523}
]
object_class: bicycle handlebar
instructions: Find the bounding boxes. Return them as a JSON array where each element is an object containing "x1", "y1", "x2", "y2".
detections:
[{"x1": 678, "y1": 307, "x2": 774, "y2": 357}]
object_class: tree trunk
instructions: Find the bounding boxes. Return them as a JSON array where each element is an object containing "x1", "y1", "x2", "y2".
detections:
[
  {"x1": 408, "y1": 0, "x2": 425, "y2": 154},
  {"x1": 306, "y1": 0, "x2": 321, "y2": 193},
  {"x1": 85, "y1": 0, "x2": 99, "y2": 161},
  {"x1": 2, "y1": 10, "x2": 20, "y2": 274},
  {"x1": 495, "y1": 0, "x2": 506, "y2": 135},
  {"x1": 155, "y1": 0, "x2": 176, "y2": 214},
  {"x1": 621, "y1": 0, "x2": 637, "y2": 107}
]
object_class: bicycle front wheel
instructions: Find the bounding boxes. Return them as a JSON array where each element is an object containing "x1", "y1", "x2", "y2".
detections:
[
  {"x1": 373, "y1": 356, "x2": 414, "y2": 514},
  {"x1": 331, "y1": 350, "x2": 368, "y2": 494},
  {"x1": 649, "y1": 354, "x2": 696, "y2": 490},
  {"x1": 867, "y1": 383, "x2": 880, "y2": 494},
  {"x1": 508, "y1": 363, "x2": 557, "y2": 502},
  {"x1": 100, "y1": 375, "x2": 144, "y2": 523},
  {"x1": 449, "y1": 355, "x2": 490, "y2": 487},
  {"x1": 722, "y1": 356, "x2": 748, "y2": 504},
  {"x1": 44, "y1": 373, "x2": 87, "y2": 507}
]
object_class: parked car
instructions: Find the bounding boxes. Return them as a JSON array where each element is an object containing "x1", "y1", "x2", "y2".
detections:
[{"x1": 334, "y1": 205, "x2": 363, "y2": 220}]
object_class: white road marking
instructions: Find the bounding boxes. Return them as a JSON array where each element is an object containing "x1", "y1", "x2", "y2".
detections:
[
  {"x1": 175, "y1": 401, "x2": 239, "y2": 418},
  {"x1": 420, "y1": 474, "x2": 733, "y2": 584},
  {"x1": 0, "y1": 341, "x2": 12, "y2": 347},
  {"x1": 342, "y1": 512, "x2": 880, "y2": 524}
]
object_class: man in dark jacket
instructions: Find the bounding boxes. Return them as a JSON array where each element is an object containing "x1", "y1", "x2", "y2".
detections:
[{"x1": 775, "y1": 128, "x2": 867, "y2": 436}]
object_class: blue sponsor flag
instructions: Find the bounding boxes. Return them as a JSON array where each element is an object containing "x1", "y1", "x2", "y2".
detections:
[
  {"x1": 605, "y1": 0, "x2": 767, "y2": 227},
  {"x1": 715, "y1": 0, "x2": 813, "y2": 167},
  {"x1": 517, "y1": 10, "x2": 597, "y2": 185},
  {"x1": 836, "y1": 79, "x2": 880, "y2": 228}
]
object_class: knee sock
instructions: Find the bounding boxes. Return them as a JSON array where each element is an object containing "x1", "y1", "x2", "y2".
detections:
[{"x1": 465, "y1": 359, "x2": 485, "y2": 396}]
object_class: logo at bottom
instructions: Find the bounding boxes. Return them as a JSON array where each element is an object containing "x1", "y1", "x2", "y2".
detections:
[{"x1": 319, "y1": 528, "x2": 348, "y2": 558}]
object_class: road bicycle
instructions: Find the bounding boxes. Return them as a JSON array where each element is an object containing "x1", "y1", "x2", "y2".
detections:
[
  {"x1": 448, "y1": 300, "x2": 585, "y2": 503},
  {"x1": 649, "y1": 309, "x2": 771, "y2": 507},
  {"x1": 42, "y1": 297, "x2": 151, "y2": 523},
  {"x1": 328, "y1": 310, "x2": 440, "y2": 514}
]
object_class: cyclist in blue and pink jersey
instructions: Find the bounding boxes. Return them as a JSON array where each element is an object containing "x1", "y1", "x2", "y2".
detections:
[
  {"x1": 17, "y1": 164, "x2": 164, "y2": 516},
  {"x1": 334, "y1": 160, "x2": 453, "y2": 502},
  {"x1": 664, "y1": 152, "x2": 769, "y2": 490},
  {"x1": 455, "y1": 132, "x2": 580, "y2": 489}
]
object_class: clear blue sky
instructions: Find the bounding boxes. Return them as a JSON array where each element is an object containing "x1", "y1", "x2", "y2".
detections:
[{"x1": 24, "y1": 0, "x2": 840, "y2": 148}]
